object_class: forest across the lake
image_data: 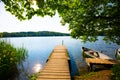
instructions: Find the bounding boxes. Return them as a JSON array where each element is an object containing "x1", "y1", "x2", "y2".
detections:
[
  {"x1": 1, "y1": 31, "x2": 70, "y2": 37},
  {"x1": 1, "y1": 31, "x2": 105, "y2": 37}
]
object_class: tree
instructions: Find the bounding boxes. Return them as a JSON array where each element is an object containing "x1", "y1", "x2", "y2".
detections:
[
  {"x1": 0, "y1": 33, "x2": 2, "y2": 37},
  {"x1": 1, "y1": 0, "x2": 120, "y2": 44}
]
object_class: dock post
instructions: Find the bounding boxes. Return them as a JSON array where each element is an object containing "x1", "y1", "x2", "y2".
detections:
[
  {"x1": 90, "y1": 63, "x2": 93, "y2": 71},
  {"x1": 87, "y1": 63, "x2": 93, "y2": 71},
  {"x1": 62, "y1": 40, "x2": 64, "y2": 45}
]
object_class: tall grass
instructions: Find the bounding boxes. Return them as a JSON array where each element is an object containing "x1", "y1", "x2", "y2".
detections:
[
  {"x1": 111, "y1": 63, "x2": 120, "y2": 80},
  {"x1": 0, "y1": 40, "x2": 28, "y2": 80}
]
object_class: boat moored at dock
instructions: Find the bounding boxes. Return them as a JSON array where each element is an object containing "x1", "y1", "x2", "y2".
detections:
[
  {"x1": 82, "y1": 47, "x2": 113, "y2": 59},
  {"x1": 115, "y1": 48, "x2": 120, "y2": 60}
]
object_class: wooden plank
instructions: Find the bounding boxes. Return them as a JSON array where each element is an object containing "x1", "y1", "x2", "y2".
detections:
[
  {"x1": 38, "y1": 75, "x2": 70, "y2": 79},
  {"x1": 39, "y1": 72, "x2": 70, "y2": 76},
  {"x1": 41, "y1": 70, "x2": 70, "y2": 73},
  {"x1": 85, "y1": 58, "x2": 119, "y2": 71},
  {"x1": 86, "y1": 58, "x2": 118, "y2": 65},
  {"x1": 37, "y1": 79, "x2": 70, "y2": 80},
  {"x1": 37, "y1": 45, "x2": 71, "y2": 80},
  {"x1": 38, "y1": 75, "x2": 71, "y2": 79}
]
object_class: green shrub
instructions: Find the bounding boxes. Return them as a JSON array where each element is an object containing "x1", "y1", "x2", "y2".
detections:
[
  {"x1": 0, "y1": 40, "x2": 28, "y2": 80},
  {"x1": 111, "y1": 63, "x2": 120, "y2": 80},
  {"x1": 28, "y1": 73, "x2": 39, "y2": 80}
]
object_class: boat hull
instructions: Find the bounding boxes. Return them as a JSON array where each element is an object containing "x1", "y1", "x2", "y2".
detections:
[
  {"x1": 82, "y1": 47, "x2": 112, "y2": 59},
  {"x1": 82, "y1": 52, "x2": 93, "y2": 58},
  {"x1": 116, "y1": 49, "x2": 120, "y2": 60}
]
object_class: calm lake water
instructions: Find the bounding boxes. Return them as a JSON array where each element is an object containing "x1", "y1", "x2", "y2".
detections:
[{"x1": 2, "y1": 36, "x2": 120, "y2": 79}]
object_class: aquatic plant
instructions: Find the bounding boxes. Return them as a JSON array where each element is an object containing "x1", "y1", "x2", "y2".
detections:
[
  {"x1": 0, "y1": 40, "x2": 28, "y2": 80},
  {"x1": 28, "y1": 73, "x2": 39, "y2": 80},
  {"x1": 111, "y1": 63, "x2": 120, "y2": 80}
]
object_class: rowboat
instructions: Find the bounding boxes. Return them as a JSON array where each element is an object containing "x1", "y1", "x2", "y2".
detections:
[
  {"x1": 82, "y1": 47, "x2": 113, "y2": 59},
  {"x1": 115, "y1": 48, "x2": 120, "y2": 60}
]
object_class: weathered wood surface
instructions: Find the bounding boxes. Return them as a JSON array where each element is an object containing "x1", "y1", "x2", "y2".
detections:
[
  {"x1": 37, "y1": 45, "x2": 71, "y2": 80},
  {"x1": 86, "y1": 58, "x2": 118, "y2": 65},
  {"x1": 85, "y1": 58, "x2": 120, "y2": 71}
]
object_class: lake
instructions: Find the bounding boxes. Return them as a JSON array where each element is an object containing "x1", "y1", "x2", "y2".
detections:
[{"x1": 2, "y1": 36, "x2": 120, "y2": 79}]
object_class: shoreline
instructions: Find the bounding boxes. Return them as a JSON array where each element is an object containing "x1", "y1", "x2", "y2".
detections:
[{"x1": 74, "y1": 67, "x2": 112, "y2": 80}]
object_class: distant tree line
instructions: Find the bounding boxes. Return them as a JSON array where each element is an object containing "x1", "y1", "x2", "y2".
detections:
[{"x1": 1, "y1": 31, "x2": 70, "y2": 37}]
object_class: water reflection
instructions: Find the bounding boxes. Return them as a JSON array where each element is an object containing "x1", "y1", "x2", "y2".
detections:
[{"x1": 32, "y1": 64, "x2": 42, "y2": 73}]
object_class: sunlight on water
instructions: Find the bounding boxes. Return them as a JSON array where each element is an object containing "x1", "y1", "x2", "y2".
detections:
[{"x1": 32, "y1": 64, "x2": 42, "y2": 73}]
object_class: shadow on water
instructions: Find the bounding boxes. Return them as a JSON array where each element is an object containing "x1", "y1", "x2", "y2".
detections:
[{"x1": 68, "y1": 51, "x2": 80, "y2": 80}]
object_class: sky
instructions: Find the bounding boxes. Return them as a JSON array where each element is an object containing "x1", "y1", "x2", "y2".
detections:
[{"x1": 0, "y1": 2, "x2": 69, "y2": 33}]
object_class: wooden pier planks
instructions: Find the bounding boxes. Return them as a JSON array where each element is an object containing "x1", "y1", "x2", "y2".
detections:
[
  {"x1": 86, "y1": 58, "x2": 118, "y2": 65},
  {"x1": 85, "y1": 58, "x2": 119, "y2": 71},
  {"x1": 37, "y1": 45, "x2": 71, "y2": 80}
]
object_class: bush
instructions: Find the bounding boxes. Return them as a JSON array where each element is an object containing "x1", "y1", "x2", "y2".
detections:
[
  {"x1": 28, "y1": 73, "x2": 39, "y2": 80},
  {"x1": 111, "y1": 63, "x2": 120, "y2": 80},
  {"x1": 0, "y1": 40, "x2": 28, "y2": 80}
]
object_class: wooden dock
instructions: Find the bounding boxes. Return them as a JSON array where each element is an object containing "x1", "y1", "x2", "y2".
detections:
[
  {"x1": 85, "y1": 58, "x2": 120, "y2": 71},
  {"x1": 37, "y1": 45, "x2": 71, "y2": 80}
]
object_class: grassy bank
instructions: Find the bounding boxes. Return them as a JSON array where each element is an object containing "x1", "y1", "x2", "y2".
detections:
[
  {"x1": 74, "y1": 69, "x2": 112, "y2": 80},
  {"x1": 74, "y1": 63, "x2": 120, "y2": 80},
  {"x1": 73, "y1": 66, "x2": 112, "y2": 80}
]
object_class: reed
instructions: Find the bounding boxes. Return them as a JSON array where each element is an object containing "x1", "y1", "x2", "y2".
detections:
[
  {"x1": 111, "y1": 63, "x2": 120, "y2": 80},
  {"x1": 0, "y1": 40, "x2": 28, "y2": 80}
]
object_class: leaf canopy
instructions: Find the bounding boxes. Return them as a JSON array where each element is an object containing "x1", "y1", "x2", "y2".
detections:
[{"x1": 1, "y1": 0, "x2": 120, "y2": 44}]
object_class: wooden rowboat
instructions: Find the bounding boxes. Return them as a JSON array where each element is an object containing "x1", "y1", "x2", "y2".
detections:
[{"x1": 82, "y1": 47, "x2": 113, "y2": 59}]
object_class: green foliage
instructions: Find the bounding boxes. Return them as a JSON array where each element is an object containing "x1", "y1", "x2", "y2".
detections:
[
  {"x1": 1, "y1": 0, "x2": 120, "y2": 44},
  {"x1": 0, "y1": 33, "x2": 2, "y2": 37},
  {"x1": 60, "y1": 0, "x2": 120, "y2": 44},
  {"x1": 28, "y1": 73, "x2": 39, "y2": 80},
  {"x1": 0, "y1": 40, "x2": 28, "y2": 80},
  {"x1": 111, "y1": 63, "x2": 120, "y2": 80},
  {"x1": 75, "y1": 71, "x2": 95, "y2": 80}
]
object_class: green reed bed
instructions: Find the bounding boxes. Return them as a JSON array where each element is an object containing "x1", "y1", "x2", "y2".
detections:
[
  {"x1": 111, "y1": 63, "x2": 120, "y2": 80},
  {"x1": 0, "y1": 40, "x2": 28, "y2": 80}
]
